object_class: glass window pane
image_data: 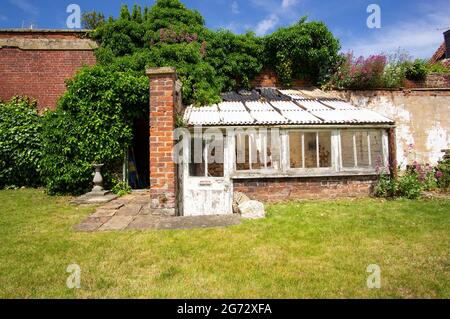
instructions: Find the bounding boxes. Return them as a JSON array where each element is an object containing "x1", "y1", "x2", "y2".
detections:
[
  {"x1": 319, "y1": 132, "x2": 332, "y2": 167},
  {"x1": 189, "y1": 138, "x2": 205, "y2": 176},
  {"x1": 289, "y1": 132, "x2": 303, "y2": 168},
  {"x1": 269, "y1": 131, "x2": 281, "y2": 170},
  {"x1": 355, "y1": 131, "x2": 370, "y2": 167},
  {"x1": 370, "y1": 131, "x2": 383, "y2": 168},
  {"x1": 235, "y1": 134, "x2": 249, "y2": 171},
  {"x1": 341, "y1": 131, "x2": 355, "y2": 168},
  {"x1": 304, "y1": 132, "x2": 317, "y2": 168},
  {"x1": 206, "y1": 141, "x2": 224, "y2": 177}
]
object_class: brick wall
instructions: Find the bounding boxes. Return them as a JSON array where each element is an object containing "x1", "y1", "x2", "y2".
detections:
[
  {"x1": 146, "y1": 67, "x2": 179, "y2": 216},
  {"x1": 250, "y1": 67, "x2": 311, "y2": 88},
  {"x1": 0, "y1": 30, "x2": 97, "y2": 111},
  {"x1": 233, "y1": 175, "x2": 378, "y2": 202}
]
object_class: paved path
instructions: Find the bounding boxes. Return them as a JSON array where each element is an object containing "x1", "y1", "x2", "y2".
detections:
[{"x1": 74, "y1": 190, "x2": 241, "y2": 232}]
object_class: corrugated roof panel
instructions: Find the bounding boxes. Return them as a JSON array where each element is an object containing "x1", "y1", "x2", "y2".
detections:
[
  {"x1": 281, "y1": 110, "x2": 323, "y2": 124},
  {"x1": 269, "y1": 101, "x2": 303, "y2": 111},
  {"x1": 186, "y1": 105, "x2": 222, "y2": 125},
  {"x1": 221, "y1": 111, "x2": 255, "y2": 125},
  {"x1": 245, "y1": 101, "x2": 274, "y2": 111},
  {"x1": 320, "y1": 99, "x2": 358, "y2": 110},
  {"x1": 278, "y1": 89, "x2": 308, "y2": 100},
  {"x1": 217, "y1": 101, "x2": 247, "y2": 111},
  {"x1": 295, "y1": 99, "x2": 332, "y2": 111},
  {"x1": 309, "y1": 110, "x2": 356, "y2": 123},
  {"x1": 250, "y1": 110, "x2": 290, "y2": 124},
  {"x1": 344, "y1": 109, "x2": 394, "y2": 123}
]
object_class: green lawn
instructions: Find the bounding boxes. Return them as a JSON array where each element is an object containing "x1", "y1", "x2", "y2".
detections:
[{"x1": 0, "y1": 189, "x2": 449, "y2": 298}]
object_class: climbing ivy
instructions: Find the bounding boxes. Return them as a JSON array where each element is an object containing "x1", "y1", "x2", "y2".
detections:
[{"x1": 86, "y1": 0, "x2": 341, "y2": 104}]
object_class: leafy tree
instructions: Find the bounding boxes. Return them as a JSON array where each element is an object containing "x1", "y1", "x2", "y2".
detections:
[
  {"x1": 82, "y1": 11, "x2": 105, "y2": 29},
  {"x1": 40, "y1": 66, "x2": 149, "y2": 194},
  {"x1": 264, "y1": 17, "x2": 341, "y2": 85},
  {"x1": 0, "y1": 97, "x2": 43, "y2": 188}
]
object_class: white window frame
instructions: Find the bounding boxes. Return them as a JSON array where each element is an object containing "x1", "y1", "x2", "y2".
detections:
[
  {"x1": 233, "y1": 129, "x2": 281, "y2": 174},
  {"x1": 230, "y1": 127, "x2": 389, "y2": 178},
  {"x1": 338, "y1": 129, "x2": 387, "y2": 173},
  {"x1": 285, "y1": 129, "x2": 337, "y2": 174}
]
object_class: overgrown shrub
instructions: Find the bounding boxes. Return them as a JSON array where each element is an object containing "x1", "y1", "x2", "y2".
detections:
[
  {"x1": 436, "y1": 155, "x2": 450, "y2": 191},
  {"x1": 375, "y1": 162, "x2": 439, "y2": 200},
  {"x1": 264, "y1": 17, "x2": 341, "y2": 86},
  {"x1": 404, "y1": 59, "x2": 428, "y2": 81},
  {"x1": 40, "y1": 66, "x2": 148, "y2": 195},
  {"x1": 88, "y1": 2, "x2": 340, "y2": 104},
  {"x1": 329, "y1": 53, "x2": 387, "y2": 89},
  {"x1": 0, "y1": 97, "x2": 43, "y2": 188}
]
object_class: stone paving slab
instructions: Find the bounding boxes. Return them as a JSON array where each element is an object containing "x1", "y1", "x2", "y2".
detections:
[
  {"x1": 74, "y1": 217, "x2": 110, "y2": 232},
  {"x1": 98, "y1": 216, "x2": 134, "y2": 231},
  {"x1": 90, "y1": 209, "x2": 117, "y2": 218},
  {"x1": 127, "y1": 214, "x2": 241, "y2": 231},
  {"x1": 115, "y1": 204, "x2": 143, "y2": 216},
  {"x1": 126, "y1": 215, "x2": 161, "y2": 230},
  {"x1": 74, "y1": 190, "x2": 242, "y2": 232}
]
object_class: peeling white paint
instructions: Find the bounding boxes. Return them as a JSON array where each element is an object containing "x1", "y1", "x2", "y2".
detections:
[
  {"x1": 426, "y1": 123, "x2": 448, "y2": 164},
  {"x1": 334, "y1": 91, "x2": 450, "y2": 166}
]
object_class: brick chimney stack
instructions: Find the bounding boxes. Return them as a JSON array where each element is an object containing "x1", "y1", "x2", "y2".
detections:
[{"x1": 146, "y1": 67, "x2": 179, "y2": 216}]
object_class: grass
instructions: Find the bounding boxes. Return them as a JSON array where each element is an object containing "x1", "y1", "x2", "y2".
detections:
[{"x1": 0, "y1": 189, "x2": 449, "y2": 298}]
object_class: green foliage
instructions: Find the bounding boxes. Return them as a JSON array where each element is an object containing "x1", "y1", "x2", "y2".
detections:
[
  {"x1": 264, "y1": 18, "x2": 341, "y2": 86},
  {"x1": 111, "y1": 180, "x2": 132, "y2": 196},
  {"x1": 426, "y1": 62, "x2": 450, "y2": 73},
  {"x1": 375, "y1": 162, "x2": 439, "y2": 200},
  {"x1": 0, "y1": 97, "x2": 43, "y2": 188},
  {"x1": 328, "y1": 49, "x2": 450, "y2": 90},
  {"x1": 404, "y1": 59, "x2": 428, "y2": 81},
  {"x1": 396, "y1": 171, "x2": 422, "y2": 199},
  {"x1": 374, "y1": 173, "x2": 396, "y2": 198},
  {"x1": 204, "y1": 30, "x2": 264, "y2": 90},
  {"x1": 91, "y1": 2, "x2": 339, "y2": 104},
  {"x1": 436, "y1": 155, "x2": 450, "y2": 191},
  {"x1": 82, "y1": 11, "x2": 105, "y2": 29},
  {"x1": 40, "y1": 66, "x2": 149, "y2": 195}
]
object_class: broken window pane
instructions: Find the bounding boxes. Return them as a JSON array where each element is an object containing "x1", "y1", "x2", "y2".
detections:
[
  {"x1": 207, "y1": 141, "x2": 224, "y2": 177},
  {"x1": 319, "y1": 132, "x2": 332, "y2": 168},
  {"x1": 289, "y1": 132, "x2": 303, "y2": 168},
  {"x1": 341, "y1": 131, "x2": 355, "y2": 168},
  {"x1": 304, "y1": 132, "x2": 318, "y2": 168},
  {"x1": 370, "y1": 131, "x2": 383, "y2": 168},
  {"x1": 235, "y1": 130, "x2": 281, "y2": 172},
  {"x1": 355, "y1": 131, "x2": 370, "y2": 167},
  {"x1": 189, "y1": 138, "x2": 205, "y2": 176}
]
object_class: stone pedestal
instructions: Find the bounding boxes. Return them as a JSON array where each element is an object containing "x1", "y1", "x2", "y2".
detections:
[{"x1": 71, "y1": 164, "x2": 118, "y2": 205}]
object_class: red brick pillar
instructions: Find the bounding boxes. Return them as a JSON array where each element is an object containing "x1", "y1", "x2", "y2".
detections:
[{"x1": 146, "y1": 67, "x2": 178, "y2": 216}]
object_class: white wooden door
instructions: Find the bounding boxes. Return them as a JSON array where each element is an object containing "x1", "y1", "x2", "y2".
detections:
[
  {"x1": 182, "y1": 132, "x2": 233, "y2": 216},
  {"x1": 184, "y1": 177, "x2": 231, "y2": 216}
]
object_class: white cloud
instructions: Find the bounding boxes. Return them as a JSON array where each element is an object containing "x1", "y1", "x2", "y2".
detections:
[
  {"x1": 250, "y1": 0, "x2": 302, "y2": 35},
  {"x1": 231, "y1": 1, "x2": 240, "y2": 14},
  {"x1": 342, "y1": 9, "x2": 450, "y2": 59},
  {"x1": 255, "y1": 14, "x2": 279, "y2": 35},
  {"x1": 281, "y1": 0, "x2": 298, "y2": 9},
  {"x1": 8, "y1": 0, "x2": 39, "y2": 16}
]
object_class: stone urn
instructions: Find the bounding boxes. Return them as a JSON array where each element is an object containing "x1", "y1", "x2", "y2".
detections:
[{"x1": 92, "y1": 164, "x2": 105, "y2": 193}]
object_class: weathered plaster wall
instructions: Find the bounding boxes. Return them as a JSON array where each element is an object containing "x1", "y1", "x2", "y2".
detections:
[{"x1": 332, "y1": 90, "x2": 450, "y2": 166}]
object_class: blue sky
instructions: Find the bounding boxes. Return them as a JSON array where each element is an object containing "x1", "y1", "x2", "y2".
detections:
[{"x1": 1, "y1": 0, "x2": 449, "y2": 58}]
